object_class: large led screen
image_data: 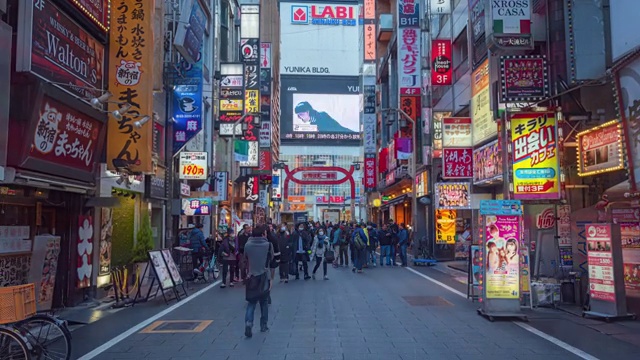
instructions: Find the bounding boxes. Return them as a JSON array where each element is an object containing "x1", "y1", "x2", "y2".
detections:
[{"x1": 281, "y1": 76, "x2": 361, "y2": 145}]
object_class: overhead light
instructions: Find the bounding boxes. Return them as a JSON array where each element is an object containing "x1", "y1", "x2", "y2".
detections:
[
  {"x1": 90, "y1": 92, "x2": 112, "y2": 110},
  {"x1": 111, "y1": 103, "x2": 132, "y2": 120},
  {"x1": 134, "y1": 115, "x2": 151, "y2": 129}
]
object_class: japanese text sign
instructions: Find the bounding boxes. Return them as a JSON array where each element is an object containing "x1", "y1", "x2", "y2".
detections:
[
  {"x1": 173, "y1": 83, "x2": 203, "y2": 154},
  {"x1": 398, "y1": 0, "x2": 419, "y2": 28},
  {"x1": 363, "y1": 114, "x2": 377, "y2": 154},
  {"x1": 245, "y1": 176, "x2": 259, "y2": 203},
  {"x1": 239, "y1": 141, "x2": 259, "y2": 167},
  {"x1": 107, "y1": 0, "x2": 155, "y2": 173},
  {"x1": 471, "y1": 59, "x2": 494, "y2": 145},
  {"x1": 577, "y1": 122, "x2": 623, "y2": 176},
  {"x1": 30, "y1": 96, "x2": 101, "y2": 172},
  {"x1": 500, "y1": 55, "x2": 548, "y2": 102},
  {"x1": 431, "y1": 39, "x2": 453, "y2": 86},
  {"x1": 443, "y1": 148, "x2": 473, "y2": 179},
  {"x1": 179, "y1": 152, "x2": 208, "y2": 180},
  {"x1": 430, "y1": 0, "x2": 451, "y2": 14},
  {"x1": 364, "y1": 23, "x2": 376, "y2": 61},
  {"x1": 181, "y1": 198, "x2": 212, "y2": 216},
  {"x1": 435, "y1": 209, "x2": 456, "y2": 244},
  {"x1": 364, "y1": 155, "x2": 377, "y2": 192},
  {"x1": 258, "y1": 149, "x2": 271, "y2": 173},
  {"x1": 442, "y1": 117, "x2": 472, "y2": 147},
  {"x1": 260, "y1": 42, "x2": 271, "y2": 69},
  {"x1": 19, "y1": 1, "x2": 105, "y2": 100},
  {"x1": 510, "y1": 112, "x2": 560, "y2": 200},
  {"x1": 398, "y1": 27, "x2": 421, "y2": 95},
  {"x1": 586, "y1": 224, "x2": 616, "y2": 303},
  {"x1": 435, "y1": 182, "x2": 471, "y2": 209},
  {"x1": 485, "y1": 215, "x2": 521, "y2": 299},
  {"x1": 364, "y1": 0, "x2": 376, "y2": 19}
]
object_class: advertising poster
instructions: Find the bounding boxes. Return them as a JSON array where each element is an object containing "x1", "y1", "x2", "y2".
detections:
[
  {"x1": 500, "y1": 55, "x2": 548, "y2": 102},
  {"x1": 18, "y1": 1, "x2": 105, "y2": 99},
  {"x1": 149, "y1": 251, "x2": 174, "y2": 290},
  {"x1": 473, "y1": 140, "x2": 502, "y2": 184},
  {"x1": 510, "y1": 112, "x2": 560, "y2": 200},
  {"x1": 28, "y1": 235, "x2": 61, "y2": 311},
  {"x1": 172, "y1": 46, "x2": 203, "y2": 153},
  {"x1": 106, "y1": 0, "x2": 154, "y2": 173},
  {"x1": 577, "y1": 122, "x2": 623, "y2": 176},
  {"x1": 557, "y1": 205, "x2": 572, "y2": 247},
  {"x1": 485, "y1": 215, "x2": 521, "y2": 299},
  {"x1": 181, "y1": 198, "x2": 213, "y2": 216},
  {"x1": 281, "y1": 77, "x2": 361, "y2": 144},
  {"x1": 586, "y1": 224, "x2": 616, "y2": 302},
  {"x1": 435, "y1": 182, "x2": 471, "y2": 209},
  {"x1": 615, "y1": 209, "x2": 640, "y2": 297},
  {"x1": 178, "y1": 152, "x2": 208, "y2": 180},
  {"x1": 280, "y1": 3, "x2": 360, "y2": 76},
  {"x1": 471, "y1": 245, "x2": 483, "y2": 285},
  {"x1": 435, "y1": 209, "x2": 457, "y2": 245},
  {"x1": 431, "y1": 39, "x2": 453, "y2": 86},
  {"x1": 442, "y1": 148, "x2": 473, "y2": 179},
  {"x1": 442, "y1": 117, "x2": 472, "y2": 147},
  {"x1": 623, "y1": 249, "x2": 640, "y2": 297},
  {"x1": 30, "y1": 96, "x2": 102, "y2": 173},
  {"x1": 219, "y1": 74, "x2": 244, "y2": 136},
  {"x1": 161, "y1": 249, "x2": 183, "y2": 286},
  {"x1": 432, "y1": 112, "x2": 450, "y2": 158},
  {"x1": 471, "y1": 59, "x2": 494, "y2": 145}
]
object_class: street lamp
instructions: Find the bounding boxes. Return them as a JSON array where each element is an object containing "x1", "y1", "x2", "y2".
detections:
[
  {"x1": 382, "y1": 108, "x2": 417, "y2": 239},
  {"x1": 227, "y1": 113, "x2": 259, "y2": 230}
]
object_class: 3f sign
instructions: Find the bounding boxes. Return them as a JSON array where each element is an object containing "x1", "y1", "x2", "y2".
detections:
[
  {"x1": 434, "y1": 74, "x2": 450, "y2": 84},
  {"x1": 400, "y1": 17, "x2": 418, "y2": 26}
]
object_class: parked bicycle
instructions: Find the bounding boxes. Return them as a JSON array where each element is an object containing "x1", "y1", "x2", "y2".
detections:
[{"x1": 0, "y1": 283, "x2": 71, "y2": 359}]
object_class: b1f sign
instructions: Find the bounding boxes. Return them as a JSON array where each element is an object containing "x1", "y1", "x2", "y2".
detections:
[
  {"x1": 431, "y1": 39, "x2": 453, "y2": 85},
  {"x1": 291, "y1": 4, "x2": 357, "y2": 26}
]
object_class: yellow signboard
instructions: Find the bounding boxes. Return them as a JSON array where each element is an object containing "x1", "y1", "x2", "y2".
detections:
[
  {"x1": 220, "y1": 99, "x2": 243, "y2": 112},
  {"x1": 471, "y1": 58, "x2": 495, "y2": 145},
  {"x1": 510, "y1": 112, "x2": 560, "y2": 200},
  {"x1": 245, "y1": 90, "x2": 259, "y2": 114},
  {"x1": 435, "y1": 209, "x2": 456, "y2": 244},
  {"x1": 106, "y1": 0, "x2": 155, "y2": 173}
]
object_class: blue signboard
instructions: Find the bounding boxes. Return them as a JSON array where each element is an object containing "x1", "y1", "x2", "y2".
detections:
[
  {"x1": 172, "y1": 50, "x2": 203, "y2": 153},
  {"x1": 479, "y1": 200, "x2": 523, "y2": 216},
  {"x1": 181, "y1": 198, "x2": 213, "y2": 216}
]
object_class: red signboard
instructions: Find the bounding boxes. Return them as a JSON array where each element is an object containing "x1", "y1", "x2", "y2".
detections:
[
  {"x1": 364, "y1": 156, "x2": 377, "y2": 192},
  {"x1": 70, "y1": 0, "x2": 110, "y2": 32},
  {"x1": 442, "y1": 148, "x2": 473, "y2": 179},
  {"x1": 586, "y1": 224, "x2": 616, "y2": 303},
  {"x1": 20, "y1": 1, "x2": 105, "y2": 100},
  {"x1": 259, "y1": 149, "x2": 272, "y2": 172},
  {"x1": 77, "y1": 216, "x2": 93, "y2": 289},
  {"x1": 30, "y1": 96, "x2": 102, "y2": 172},
  {"x1": 431, "y1": 39, "x2": 453, "y2": 85}
]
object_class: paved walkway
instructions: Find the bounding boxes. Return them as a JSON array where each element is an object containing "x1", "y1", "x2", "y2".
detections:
[{"x1": 80, "y1": 263, "x2": 597, "y2": 360}]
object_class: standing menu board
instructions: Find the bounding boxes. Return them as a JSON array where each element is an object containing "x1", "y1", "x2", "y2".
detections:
[{"x1": 586, "y1": 224, "x2": 615, "y2": 302}]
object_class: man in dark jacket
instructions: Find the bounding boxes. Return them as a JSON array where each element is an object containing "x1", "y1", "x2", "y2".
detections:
[
  {"x1": 189, "y1": 223, "x2": 208, "y2": 274},
  {"x1": 291, "y1": 222, "x2": 312, "y2": 280},
  {"x1": 276, "y1": 225, "x2": 292, "y2": 283},
  {"x1": 388, "y1": 219, "x2": 399, "y2": 266},
  {"x1": 379, "y1": 224, "x2": 393, "y2": 266},
  {"x1": 236, "y1": 224, "x2": 251, "y2": 281},
  {"x1": 266, "y1": 225, "x2": 281, "y2": 305},
  {"x1": 243, "y1": 225, "x2": 273, "y2": 337}
]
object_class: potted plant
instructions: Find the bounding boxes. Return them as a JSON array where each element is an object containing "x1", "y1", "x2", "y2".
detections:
[{"x1": 131, "y1": 212, "x2": 154, "y2": 286}]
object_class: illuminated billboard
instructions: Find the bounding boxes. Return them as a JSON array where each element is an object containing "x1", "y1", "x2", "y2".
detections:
[
  {"x1": 280, "y1": 2, "x2": 361, "y2": 76},
  {"x1": 281, "y1": 76, "x2": 361, "y2": 145}
]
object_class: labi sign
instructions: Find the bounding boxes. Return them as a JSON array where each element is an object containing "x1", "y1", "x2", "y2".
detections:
[{"x1": 17, "y1": 1, "x2": 105, "y2": 100}]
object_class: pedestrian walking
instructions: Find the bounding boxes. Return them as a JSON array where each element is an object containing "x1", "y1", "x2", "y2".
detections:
[
  {"x1": 380, "y1": 224, "x2": 393, "y2": 266},
  {"x1": 311, "y1": 228, "x2": 331, "y2": 280},
  {"x1": 388, "y1": 219, "x2": 399, "y2": 266},
  {"x1": 351, "y1": 223, "x2": 367, "y2": 273},
  {"x1": 189, "y1": 223, "x2": 209, "y2": 276},
  {"x1": 367, "y1": 224, "x2": 379, "y2": 267},
  {"x1": 220, "y1": 228, "x2": 237, "y2": 288},
  {"x1": 266, "y1": 224, "x2": 281, "y2": 305},
  {"x1": 236, "y1": 224, "x2": 251, "y2": 281},
  {"x1": 339, "y1": 224, "x2": 350, "y2": 267},
  {"x1": 398, "y1": 223, "x2": 409, "y2": 267},
  {"x1": 243, "y1": 225, "x2": 273, "y2": 338},
  {"x1": 330, "y1": 224, "x2": 341, "y2": 267},
  {"x1": 291, "y1": 222, "x2": 312, "y2": 280},
  {"x1": 277, "y1": 224, "x2": 292, "y2": 283}
]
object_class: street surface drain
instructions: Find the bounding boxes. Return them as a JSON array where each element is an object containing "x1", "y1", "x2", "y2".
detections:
[
  {"x1": 402, "y1": 296, "x2": 453, "y2": 307},
  {"x1": 140, "y1": 320, "x2": 213, "y2": 334}
]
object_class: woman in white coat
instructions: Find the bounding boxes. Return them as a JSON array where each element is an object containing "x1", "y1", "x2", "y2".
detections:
[{"x1": 311, "y1": 229, "x2": 331, "y2": 280}]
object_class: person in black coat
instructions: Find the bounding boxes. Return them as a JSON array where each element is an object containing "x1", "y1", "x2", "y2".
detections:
[
  {"x1": 290, "y1": 222, "x2": 312, "y2": 280},
  {"x1": 276, "y1": 224, "x2": 292, "y2": 283}
]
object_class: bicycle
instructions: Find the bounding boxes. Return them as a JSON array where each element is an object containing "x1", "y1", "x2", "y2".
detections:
[{"x1": 0, "y1": 283, "x2": 72, "y2": 359}]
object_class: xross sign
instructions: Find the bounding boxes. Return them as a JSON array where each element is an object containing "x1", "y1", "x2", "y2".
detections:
[{"x1": 291, "y1": 5, "x2": 357, "y2": 26}]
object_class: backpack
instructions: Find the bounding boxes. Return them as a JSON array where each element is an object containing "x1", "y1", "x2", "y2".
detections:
[{"x1": 353, "y1": 231, "x2": 365, "y2": 250}]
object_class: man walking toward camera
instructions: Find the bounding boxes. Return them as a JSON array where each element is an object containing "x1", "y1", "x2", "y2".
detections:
[{"x1": 243, "y1": 225, "x2": 273, "y2": 338}]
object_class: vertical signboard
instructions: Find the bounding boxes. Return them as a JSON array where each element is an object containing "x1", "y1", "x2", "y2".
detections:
[
  {"x1": 485, "y1": 214, "x2": 521, "y2": 299},
  {"x1": 435, "y1": 209, "x2": 457, "y2": 244},
  {"x1": 500, "y1": 55, "x2": 549, "y2": 103},
  {"x1": 364, "y1": 155, "x2": 377, "y2": 192},
  {"x1": 174, "y1": 0, "x2": 208, "y2": 65},
  {"x1": 213, "y1": 171, "x2": 228, "y2": 202},
  {"x1": 442, "y1": 148, "x2": 473, "y2": 179},
  {"x1": 107, "y1": 0, "x2": 154, "y2": 173},
  {"x1": 397, "y1": 0, "x2": 421, "y2": 95},
  {"x1": 510, "y1": 112, "x2": 560, "y2": 200},
  {"x1": 172, "y1": 47, "x2": 203, "y2": 153},
  {"x1": 471, "y1": 59, "x2": 494, "y2": 145},
  {"x1": 431, "y1": 39, "x2": 453, "y2": 86},
  {"x1": 219, "y1": 70, "x2": 244, "y2": 136},
  {"x1": 586, "y1": 224, "x2": 615, "y2": 302},
  {"x1": 241, "y1": 36, "x2": 260, "y2": 143},
  {"x1": 430, "y1": 0, "x2": 452, "y2": 14}
]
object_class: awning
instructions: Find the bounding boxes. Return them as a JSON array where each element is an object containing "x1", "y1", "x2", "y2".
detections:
[
  {"x1": 380, "y1": 194, "x2": 409, "y2": 209},
  {"x1": 12, "y1": 170, "x2": 94, "y2": 194},
  {"x1": 84, "y1": 197, "x2": 122, "y2": 208}
]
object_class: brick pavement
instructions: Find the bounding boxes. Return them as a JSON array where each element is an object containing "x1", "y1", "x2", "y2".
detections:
[{"x1": 82, "y1": 262, "x2": 597, "y2": 360}]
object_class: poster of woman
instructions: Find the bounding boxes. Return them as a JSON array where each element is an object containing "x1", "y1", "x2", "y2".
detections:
[{"x1": 485, "y1": 215, "x2": 521, "y2": 299}]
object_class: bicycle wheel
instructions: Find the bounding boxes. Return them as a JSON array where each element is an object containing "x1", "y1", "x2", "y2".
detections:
[
  {"x1": 17, "y1": 315, "x2": 71, "y2": 360},
  {"x1": 0, "y1": 327, "x2": 31, "y2": 360}
]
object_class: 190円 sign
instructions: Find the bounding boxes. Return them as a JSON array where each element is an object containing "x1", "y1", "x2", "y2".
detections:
[{"x1": 179, "y1": 152, "x2": 208, "y2": 180}]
